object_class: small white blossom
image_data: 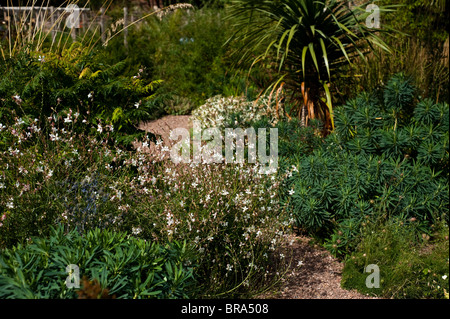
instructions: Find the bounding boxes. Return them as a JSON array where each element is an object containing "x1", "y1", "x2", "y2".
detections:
[{"x1": 132, "y1": 227, "x2": 142, "y2": 235}]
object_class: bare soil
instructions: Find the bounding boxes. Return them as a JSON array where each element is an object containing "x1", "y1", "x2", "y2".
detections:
[{"x1": 257, "y1": 235, "x2": 375, "y2": 299}]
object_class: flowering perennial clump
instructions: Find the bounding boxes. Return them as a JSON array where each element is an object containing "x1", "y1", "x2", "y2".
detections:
[
  {"x1": 0, "y1": 109, "x2": 293, "y2": 297},
  {"x1": 192, "y1": 95, "x2": 285, "y2": 129}
]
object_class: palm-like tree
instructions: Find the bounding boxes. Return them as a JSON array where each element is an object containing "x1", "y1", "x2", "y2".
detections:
[{"x1": 228, "y1": 0, "x2": 394, "y2": 133}]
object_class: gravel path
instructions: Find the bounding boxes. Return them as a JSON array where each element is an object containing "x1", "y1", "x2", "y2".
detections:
[
  {"x1": 137, "y1": 115, "x2": 374, "y2": 299},
  {"x1": 258, "y1": 235, "x2": 375, "y2": 299}
]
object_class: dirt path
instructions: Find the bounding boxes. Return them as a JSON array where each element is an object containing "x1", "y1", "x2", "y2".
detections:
[
  {"x1": 137, "y1": 115, "x2": 373, "y2": 299},
  {"x1": 258, "y1": 235, "x2": 374, "y2": 299},
  {"x1": 138, "y1": 115, "x2": 192, "y2": 144}
]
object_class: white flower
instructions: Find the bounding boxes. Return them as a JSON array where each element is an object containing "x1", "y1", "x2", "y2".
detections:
[
  {"x1": 132, "y1": 227, "x2": 142, "y2": 235},
  {"x1": 134, "y1": 102, "x2": 140, "y2": 109},
  {"x1": 88, "y1": 92, "x2": 93, "y2": 99},
  {"x1": 49, "y1": 133, "x2": 60, "y2": 141},
  {"x1": 97, "y1": 124, "x2": 103, "y2": 133},
  {"x1": 6, "y1": 200, "x2": 14, "y2": 209},
  {"x1": 297, "y1": 261, "x2": 304, "y2": 267},
  {"x1": 443, "y1": 275, "x2": 448, "y2": 280},
  {"x1": 288, "y1": 189, "x2": 295, "y2": 196},
  {"x1": 64, "y1": 116, "x2": 72, "y2": 123}
]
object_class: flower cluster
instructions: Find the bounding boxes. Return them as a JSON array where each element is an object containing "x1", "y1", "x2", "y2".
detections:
[
  {"x1": 123, "y1": 139, "x2": 292, "y2": 295},
  {"x1": 0, "y1": 107, "x2": 293, "y2": 297},
  {"x1": 0, "y1": 111, "x2": 132, "y2": 245},
  {"x1": 192, "y1": 95, "x2": 285, "y2": 129}
]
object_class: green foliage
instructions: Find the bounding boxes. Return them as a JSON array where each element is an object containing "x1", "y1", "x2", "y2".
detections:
[
  {"x1": 229, "y1": 0, "x2": 392, "y2": 82},
  {"x1": 0, "y1": 107, "x2": 291, "y2": 298},
  {"x1": 334, "y1": 73, "x2": 449, "y2": 170},
  {"x1": 283, "y1": 74, "x2": 449, "y2": 257},
  {"x1": 335, "y1": 0, "x2": 449, "y2": 106},
  {"x1": 0, "y1": 47, "x2": 160, "y2": 146},
  {"x1": 341, "y1": 216, "x2": 449, "y2": 299},
  {"x1": 227, "y1": 0, "x2": 394, "y2": 128},
  {"x1": 98, "y1": 7, "x2": 250, "y2": 111},
  {"x1": 0, "y1": 226, "x2": 197, "y2": 299},
  {"x1": 249, "y1": 117, "x2": 323, "y2": 171},
  {"x1": 379, "y1": 0, "x2": 449, "y2": 45}
]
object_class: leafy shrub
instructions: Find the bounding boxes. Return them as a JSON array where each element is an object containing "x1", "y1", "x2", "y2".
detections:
[
  {"x1": 333, "y1": 73, "x2": 449, "y2": 170},
  {"x1": 0, "y1": 108, "x2": 292, "y2": 297},
  {"x1": 99, "y1": 7, "x2": 252, "y2": 110},
  {"x1": 283, "y1": 74, "x2": 449, "y2": 257},
  {"x1": 0, "y1": 226, "x2": 196, "y2": 299},
  {"x1": 0, "y1": 47, "x2": 160, "y2": 146}
]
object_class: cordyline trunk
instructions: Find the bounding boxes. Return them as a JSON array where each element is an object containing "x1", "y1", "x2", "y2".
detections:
[{"x1": 300, "y1": 81, "x2": 332, "y2": 136}]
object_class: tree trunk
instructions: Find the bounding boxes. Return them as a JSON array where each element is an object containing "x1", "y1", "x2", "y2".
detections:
[{"x1": 301, "y1": 81, "x2": 332, "y2": 135}]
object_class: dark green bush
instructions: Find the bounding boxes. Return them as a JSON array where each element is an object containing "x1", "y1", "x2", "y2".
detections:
[
  {"x1": 0, "y1": 226, "x2": 197, "y2": 299},
  {"x1": 283, "y1": 73, "x2": 449, "y2": 257}
]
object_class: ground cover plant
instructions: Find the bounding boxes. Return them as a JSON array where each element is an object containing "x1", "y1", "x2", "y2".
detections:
[{"x1": 341, "y1": 215, "x2": 449, "y2": 299}]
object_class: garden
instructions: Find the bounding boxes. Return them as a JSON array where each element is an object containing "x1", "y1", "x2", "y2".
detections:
[{"x1": 0, "y1": 0, "x2": 448, "y2": 300}]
